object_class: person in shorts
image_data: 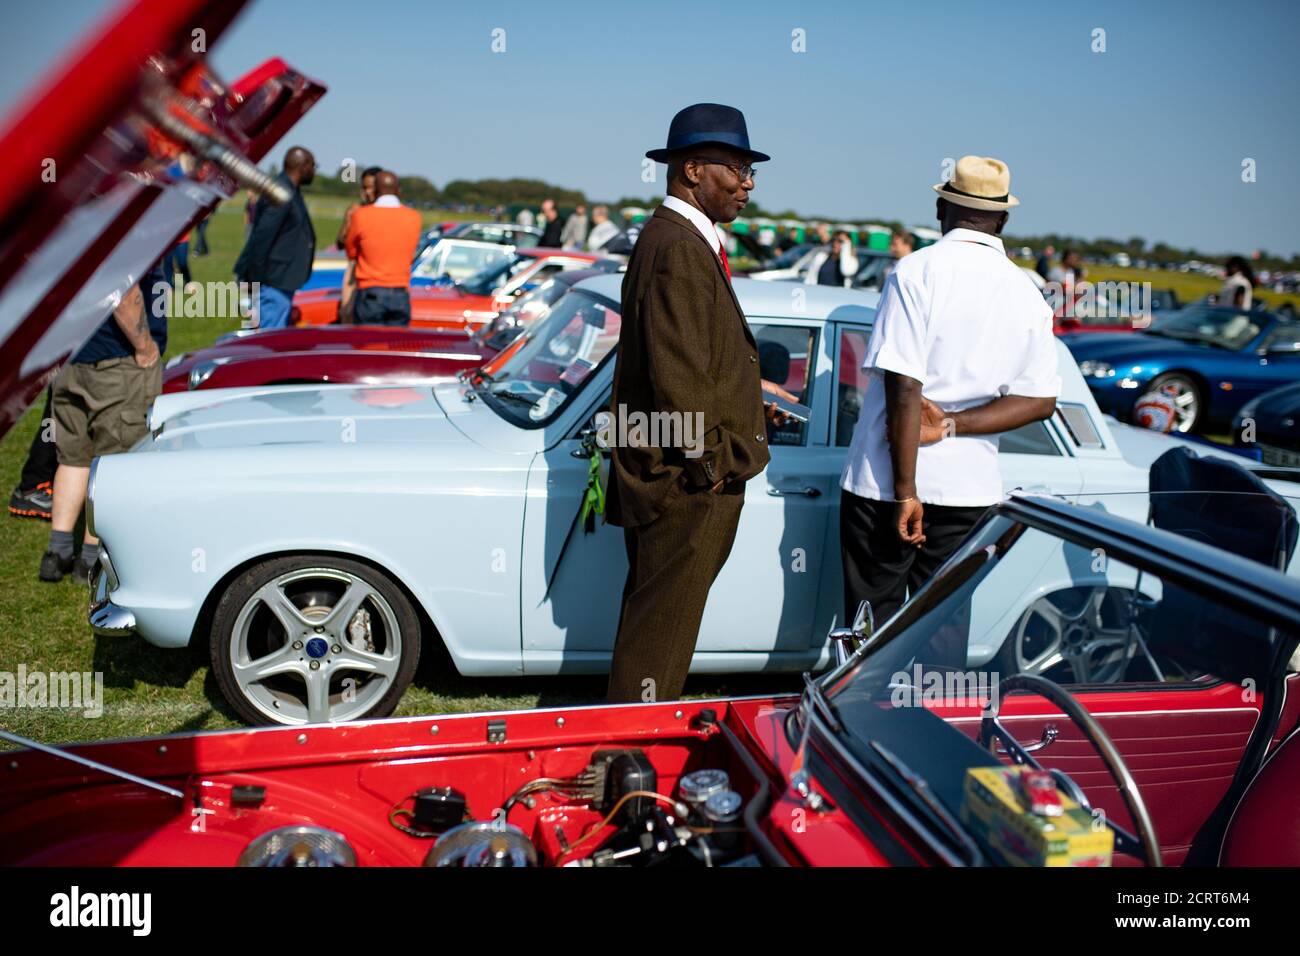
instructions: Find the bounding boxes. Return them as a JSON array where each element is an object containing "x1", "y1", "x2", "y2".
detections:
[{"x1": 40, "y1": 268, "x2": 167, "y2": 583}]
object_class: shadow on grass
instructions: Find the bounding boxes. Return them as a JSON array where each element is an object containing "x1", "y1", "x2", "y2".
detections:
[
  {"x1": 406, "y1": 637, "x2": 804, "y2": 712},
  {"x1": 92, "y1": 634, "x2": 200, "y2": 691}
]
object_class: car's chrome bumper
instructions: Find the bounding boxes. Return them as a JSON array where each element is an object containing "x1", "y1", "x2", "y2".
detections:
[{"x1": 88, "y1": 559, "x2": 134, "y2": 637}]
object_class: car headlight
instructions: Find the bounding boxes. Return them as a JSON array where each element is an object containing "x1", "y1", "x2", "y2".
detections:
[
  {"x1": 189, "y1": 360, "x2": 218, "y2": 390},
  {"x1": 1077, "y1": 360, "x2": 1115, "y2": 379}
]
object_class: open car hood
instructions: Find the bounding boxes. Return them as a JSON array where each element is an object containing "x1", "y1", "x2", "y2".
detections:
[{"x1": 0, "y1": 0, "x2": 325, "y2": 437}]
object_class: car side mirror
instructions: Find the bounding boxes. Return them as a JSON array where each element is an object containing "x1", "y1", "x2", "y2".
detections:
[{"x1": 828, "y1": 599, "x2": 874, "y2": 667}]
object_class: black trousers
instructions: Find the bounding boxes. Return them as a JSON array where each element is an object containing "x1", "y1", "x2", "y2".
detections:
[
  {"x1": 839, "y1": 489, "x2": 988, "y2": 628},
  {"x1": 18, "y1": 387, "x2": 57, "y2": 491},
  {"x1": 354, "y1": 286, "x2": 411, "y2": 325},
  {"x1": 606, "y1": 485, "x2": 745, "y2": 703}
]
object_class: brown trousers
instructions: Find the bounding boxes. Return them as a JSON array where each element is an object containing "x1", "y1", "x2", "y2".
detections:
[{"x1": 606, "y1": 485, "x2": 745, "y2": 703}]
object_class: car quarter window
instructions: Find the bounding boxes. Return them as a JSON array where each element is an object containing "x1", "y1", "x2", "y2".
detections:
[
  {"x1": 1000, "y1": 421, "x2": 1062, "y2": 456},
  {"x1": 834, "y1": 327, "x2": 870, "y2": 446},
  {"x1": 750, "y1": 323, "x2": 817, "y2": 447}
]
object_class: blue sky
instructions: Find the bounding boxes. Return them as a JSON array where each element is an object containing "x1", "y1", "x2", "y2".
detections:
[{"x1": 3, "y1": 0, "x2": 1298, "y2": 256}]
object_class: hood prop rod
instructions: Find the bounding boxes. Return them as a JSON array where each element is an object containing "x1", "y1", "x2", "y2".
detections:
[{"x1": 0, "y1": 729, "x2": 185, "y2": 801}]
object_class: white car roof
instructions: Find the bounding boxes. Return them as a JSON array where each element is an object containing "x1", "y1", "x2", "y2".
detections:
[
  {"x1": 573, "y1": 273, "x2": 1095, "y2": 407},
  {"x1": 573, "y1": 274, "x2": 881, "y2": 323}
]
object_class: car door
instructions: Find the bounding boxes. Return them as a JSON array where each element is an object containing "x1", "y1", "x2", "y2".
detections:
[
  {"x1": 519, "y1": 318, "x2": 837, "y2": 666},
  {"x1": 921, "y1": 527, "x2": 1287, "y2": 867},
  {"x1": 1245, "y1": 321, "x2": 1300, "y2": 399},
  {"x1": 696, "y1": 319, "x2": 838, "y2": 656}
]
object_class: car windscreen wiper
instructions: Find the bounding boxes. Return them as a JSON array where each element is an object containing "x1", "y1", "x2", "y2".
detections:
[
  {"x1": 489, "y1": 388, "x2": 538, "y2": 407},
  {"x1": 868, "y1": 739, "x2": 985, "y2": 866}
]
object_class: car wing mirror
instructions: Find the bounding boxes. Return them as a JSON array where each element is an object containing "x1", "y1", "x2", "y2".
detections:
[
  {"x1": 570, "y1": 424, "x2": 609, "y2": 460},
  {"x1": 828, "y1": 599, "x2": 874, "y2": 667}
]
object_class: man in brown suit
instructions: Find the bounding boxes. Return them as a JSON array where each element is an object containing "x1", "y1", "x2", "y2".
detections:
[{"x1": 605, "y1": 103, "x2": 777, "y2": 703}]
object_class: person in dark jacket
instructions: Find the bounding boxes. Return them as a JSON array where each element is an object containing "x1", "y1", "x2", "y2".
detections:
[
  {"x1": 605, "y1": 103, "x2": 779, "y2": 704},
  {"x1": 538, "y1": 198, "x2": 563, "y2": 247},
  {"x1": 234, "y1": 146, "x2": 317, "y2": 329}
]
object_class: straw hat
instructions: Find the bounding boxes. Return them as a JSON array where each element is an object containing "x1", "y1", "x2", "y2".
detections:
[{"x1": 932, "y1": 155, "x2": 1019, "y2": 211}]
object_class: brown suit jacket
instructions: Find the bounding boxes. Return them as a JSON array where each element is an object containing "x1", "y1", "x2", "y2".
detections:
[{"x1": 606, "y1": 204, "x2": 770, "y2": 528}]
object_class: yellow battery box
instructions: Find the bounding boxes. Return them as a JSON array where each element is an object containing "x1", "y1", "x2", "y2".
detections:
[{"x1": 960, "y1": 765, "x2": 1114, "y2": 867}]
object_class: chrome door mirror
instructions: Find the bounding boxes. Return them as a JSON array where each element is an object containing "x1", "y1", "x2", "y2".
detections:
[{"x1": 828, "y1": 599, "x2": 874, "y2": 666}]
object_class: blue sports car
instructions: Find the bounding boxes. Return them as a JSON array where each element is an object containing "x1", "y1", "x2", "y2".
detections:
[{"x1": 1064, "y1": 305, "x2": 1300, "y2": 433}]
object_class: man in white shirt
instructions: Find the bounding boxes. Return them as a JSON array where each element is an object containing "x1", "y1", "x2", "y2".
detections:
[
  {"x1": 839, "y1": 156, "x2": 1061, "y2": 629},
  {"x1": 804, "y1": 230, "x2": 860, "y2": 287}
]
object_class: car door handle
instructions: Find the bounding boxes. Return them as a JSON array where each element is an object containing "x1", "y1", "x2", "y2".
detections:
[
  {"x1": 767, "y1": 485, "x2": 821, "y2": 498},
  {"x1": 994, "y1": 724, "x2": 1058, "y2": 755}
]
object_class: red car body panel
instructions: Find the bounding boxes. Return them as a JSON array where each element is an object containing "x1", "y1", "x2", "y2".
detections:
[
  {"x1": 161, "y1": 325, "x2": 489, "y2": 392},
  {"x1": 291, "y1": 250, "x2": 603, "y2": 328},
  {"x1": 166, "y1": 347, "x2": 482, "y2": 392},
  {"x1": 1055, "y1": 317, "x2": 1146, "y2": 335}
]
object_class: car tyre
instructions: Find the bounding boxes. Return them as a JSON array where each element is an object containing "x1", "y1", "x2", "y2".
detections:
[
  {"x1": 210, "y1": 555, "x2": 420, "y2": 726},
  {"x1": 1137, "y1": 372, "x2": 1202, "y2": 433}
]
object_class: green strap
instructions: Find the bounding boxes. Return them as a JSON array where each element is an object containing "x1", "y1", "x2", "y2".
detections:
[
  {"x1": 578, "y1": 444, "x2": 606, "y2": 532},
  {"x1": 545, "y1": 445, "x2": 605, "y2": 599}
]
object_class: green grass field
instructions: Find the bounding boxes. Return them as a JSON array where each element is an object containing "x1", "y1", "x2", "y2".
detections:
[
  {"x1": 1013, "y1": 260, "x2": 1300, "y2": 312},
  {"x1": 0, "y1": 199, "x2": 795, "y2": 745}
]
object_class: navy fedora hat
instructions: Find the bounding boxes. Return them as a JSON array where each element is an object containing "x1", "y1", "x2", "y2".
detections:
[{"x1": 645, "y1": 103, "x2": 770, "y2": 163}]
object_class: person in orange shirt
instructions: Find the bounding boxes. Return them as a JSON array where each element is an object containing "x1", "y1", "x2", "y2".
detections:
[
  {"x1": 337, "y1": 166, "x2": 381, "y2": 322},
  {"x1": 344, "y1": 171, "x2": 423, "y2": 325}
]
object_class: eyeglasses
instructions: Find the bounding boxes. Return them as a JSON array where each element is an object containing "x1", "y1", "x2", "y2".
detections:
[{"x1": 689, "y1": 158, "x2": 757, "y2": 182}]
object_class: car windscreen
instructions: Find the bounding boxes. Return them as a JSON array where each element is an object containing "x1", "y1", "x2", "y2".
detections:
[
  {"x1": 460, "y1": 255, "x2": 532, "y2": 296},
  {"x1": 476, "y1": 288, "x2": 621, "y2": 427},
  {"x1": 822, "y1": 494, "x2": 1300, "y2": 822},
  {"x1": 1147, "y1": 306, "x2": 1263, "y2": 350}
]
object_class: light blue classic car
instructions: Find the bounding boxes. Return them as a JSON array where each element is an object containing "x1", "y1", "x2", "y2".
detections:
[{"x1": 86, "y1": 275, "x2": 1300, "y2": 725}]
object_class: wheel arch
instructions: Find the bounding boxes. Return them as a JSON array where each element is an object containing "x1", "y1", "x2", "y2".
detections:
[{"x1": 188, "y1": 548, "x2": 450, "y2": 670}]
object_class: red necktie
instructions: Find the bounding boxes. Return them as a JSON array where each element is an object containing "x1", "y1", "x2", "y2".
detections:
[{"x1": 718, "y1": 241, "x2": 731, "y2": 280}]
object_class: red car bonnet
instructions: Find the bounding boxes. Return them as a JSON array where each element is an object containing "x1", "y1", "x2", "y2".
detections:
[{"x1": 0, "y1": 0, "x2": 324, "y2": 436}]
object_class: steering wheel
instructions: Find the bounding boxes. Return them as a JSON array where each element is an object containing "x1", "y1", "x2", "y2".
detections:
[{"x1": 979, "y1": 673, "x2": 1162, "y2": 867}]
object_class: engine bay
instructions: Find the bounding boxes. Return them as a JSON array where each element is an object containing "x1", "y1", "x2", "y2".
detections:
[{"x1": 0, "y1": 705, "x2": 783, "y2": 867}]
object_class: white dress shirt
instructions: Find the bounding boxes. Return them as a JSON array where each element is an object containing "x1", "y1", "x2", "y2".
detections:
[
  {"x1": 662, "y1": 195, "x2": 721, "y2": 256},
  {"x1": 840, "y1": 228, "x2": 1061, "y2": 507},
  {"x1": 372, "y1": 195, "x2": 402, "y2": 208}
]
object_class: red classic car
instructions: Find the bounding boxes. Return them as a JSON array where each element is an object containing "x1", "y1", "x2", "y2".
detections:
[
  {"x1": 161, "y1": 267, "x2": 609, "y2": 392},
  {"x1": 5, "y1": 494, "x2": 1299, "y2": 869},
  {"x1": 291, "y1": 248, "x2": 611, "y2": 327}
]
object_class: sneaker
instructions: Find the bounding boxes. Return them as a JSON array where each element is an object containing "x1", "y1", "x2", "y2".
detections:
[
  {"x1": 39, "y1": 550, "x2": 74, "y2": 582},
  {"x1": 9, "y1": 482, "x2": 53, "y2": 520},
  {"x1": 72, "y1": 556, "x2": 99, "y2": 586}
]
